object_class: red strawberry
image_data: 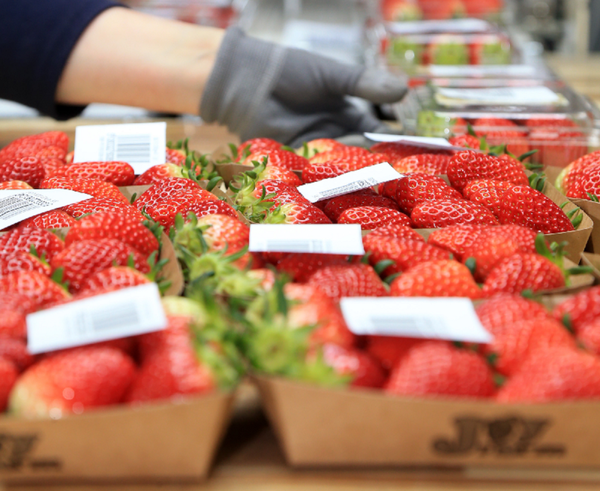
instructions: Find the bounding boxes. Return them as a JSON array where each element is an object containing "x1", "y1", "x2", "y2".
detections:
[
  {"x1": 427, "y1": 224, "x2": 488, "y2": 260},
  {"x1": 133, "y1": 163, "x2": 191, "y2": 185},
  {"x1": 482, "y1": 252, "x2": 565, "y2": 296},
  {"x1": 39, "y1": 156, "x2": 65, "y2": 177},
  {"x1": 165, "y1": 147, "x2": 186, "y2": 165},
  {"x1": 395, "y1": 174, "x2": 462, "y2": 213},
  {"x1": 323, "y1": 192, "x2": 399, "y2": 221},
  {"x1": 19, "y1": 210, "x2": 76, "y2": 229},
  {"x1": 0, "y1": 338, "x2": 34, "y2": 372},
  {"x1": 320, "y1": 344, "x2": 386, "y2": 388},
  {"x1": 527, "y1": 120, "x2": 586, "y2": 167},
  {"x1": 0, "y1": 309, "x2": 26, "y2": 339},
  {"x1": 33, "y1": 145, "x2": 67, "y2": 162},
  {"x1": 370, "y1": 142, "x2": 450, "y2": 160},
  {"x1": 497, "y1": 346, "x2": 600, "y2": 402},
  {"x1": 448, "y1": 134, "x2": 480, "y2": 149},
  {"x1": 476, "y1": 294, "x2": 551, "y2": 335},
  {"x1": 392, "y1": 153, "x2": 451, "y2": 175},
  {"x1": 363, "y1": 236, "x2": 450, "y2": 276},
  {"x1": 50, "y1": 239, "x2": 151, "y2": 293},
  {"x1": 63, "y1": 197, "x2": 145, "y2": 222},
  {"x1": 152, "y1": 195, "x2": 238, "y2": 230},
  {"x1": 365, "y1": 335, "x2": 424, "y2": 370},
  {"x1": 566, "y1": 163, "x2": 600, "y2": 200},
  {"x1": 127, "y1": 316, "x2": 214, "y2": 403},
  {"x1": 0, "y1": 271, "x2": 70, "y2": 309},
  {"x1": 553, "y1": 286, "x2": 600, "y2": 332},
  {"x1": 0, "y1": 227, "x2": 64, "y2": 260},
  {"x1": 237, "y1": 137, "x2": 281, "y2": 159},
  {"x1": 462, "y1": 178, "x2": 513, "y2": 199},
  {"x1": 0, "y1": 180, "x2": 32, "y2": 190},
  {"x1": 0, "y1": 358, "x2": 18, "y2": 412},
  {"x1": 368, "y1": 222, "x2": 424, "y2": 242},
  {"x1": 385, "y1": 341, "x2": 495, "y2": 399},
  {"x1": 0, "y1": 131, "x2": 69, "y2": 163},
  {"x1": 473, "y1": 117, "x2": 529, "y2": 157},
  {"x1": 558, "y1": 152, "x2": 600, "y2": 195},
  {"x1": 0, "y1": 156, "x2": 46, "y2": 188},
  {"x1": 302, "y1": 161, "x2": 358, "y2": 183},
  {"x1": 133, "y1": 177, "x2": 215, "y2": 210},
  {"x1": 299, "y1": 138, "x2": 343, "y2": 157},
  {"x1": 0, "y1": 251, "x2": 51, "y2": 277},
  {"x1": 308, "y1": 146, "x2": 371, "y2": 164},
  {"x1": 465, "y1": 181, "x2": 514, "y2": 217},
  {"x1": 577, "y1": 317, "x2": 600, "y2": 355},
  {"x1": 411, "y1": 199, "x2": 499, "y2": 228},
  {"x1": 242, "y1": 149, "x2": 308, "y2": 171},
  {"x1": 40, "y1": 176, "x2": 129, "y2": 204},
  {"x1": 66, "y1": 211, "x2": 159, "y2": 257},
  {"x1": 447, "y1": 151, "x2": 528, "y2": 192},
  {"x1": 265, "y1": 201, "x2": 331, "y2": 224},
  {"x1": 10, "y1": 346, "x2": 135, "y2": 417},
  {"x1": 496, "y1": 186, "x2": 575, "y2": 233},
  {"x1": 390, "y1": 259, "x2": 481, "y2": 299},
  {"x1": 276, "y1": 253, "x2": 348, "y2": 283},
  {"x1": 251, "y1": 179, "x2": 300, "y2": 200},
  {"x1": 78, "y1": 266, "x2": 151, "y2": 296},
  {"x1": 307, "y1": 263, "x2": 387, "y2": 301},
  {"x1": 338, "y1": 206, "x2": 411, "y2": 230},
  {"x1": 51, "y1": 161, "x2": 135, "y2": 186},
  {"x1": 254, "y1": 164, "x2": 302, "y2": 186},
  {"x1": 195, "y1": 213, "x2": 249, "y2": 252}
]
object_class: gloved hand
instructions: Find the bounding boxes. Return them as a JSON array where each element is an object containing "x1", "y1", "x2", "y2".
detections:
[{"x1": 200, "y1": 27, "x2": 408, "y2": 147}]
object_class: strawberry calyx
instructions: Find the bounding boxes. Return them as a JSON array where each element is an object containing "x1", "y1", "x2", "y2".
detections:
[
  {"x1": 50, "y1": 267, "x2": 70, "y2": 293},
  {"x1": 535, "y1": 234, "x2": 592, "y2": 285}
]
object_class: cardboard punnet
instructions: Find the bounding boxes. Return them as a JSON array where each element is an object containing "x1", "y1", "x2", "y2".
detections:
[
  {"x1": 254, "y1": 375, "x2": 600, "y2": 469},
  {"x1": 581, "y1": 252, "x2": 600, "y2": 282},
  {"x1": 0, "y1": 391, "x2": 234, "y2": 483}
]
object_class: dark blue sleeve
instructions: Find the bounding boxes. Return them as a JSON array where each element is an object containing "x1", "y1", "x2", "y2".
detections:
[{"x1": 0, "y1": 0, "x2": 122, "y2": 119}]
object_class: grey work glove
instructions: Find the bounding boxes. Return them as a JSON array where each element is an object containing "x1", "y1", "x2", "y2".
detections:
[{"x1": 200, "y1": 27, "x2": 408, "y2": 147}]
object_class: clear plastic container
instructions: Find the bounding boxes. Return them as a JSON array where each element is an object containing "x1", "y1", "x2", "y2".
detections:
[
  {"x1": 393, "y1": 83, "x2": 600, "y2": 167},
  {"x1": 380, "y1": 0, "x2": 505, "y2": 22}
]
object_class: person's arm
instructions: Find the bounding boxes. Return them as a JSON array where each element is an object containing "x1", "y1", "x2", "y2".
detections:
[{"x1": 55, "y1": 7, "x2": 224, "y2": 115}]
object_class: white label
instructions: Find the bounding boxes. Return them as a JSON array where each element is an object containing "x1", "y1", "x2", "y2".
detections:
[
  {"x1": 296, "y1": 163, "x2": 402, "y2": 203},
  {"x1": 27, "y1": 283, "x2": 167, "y2": 354},
  {"x1": 387, "y1": 18, "x2": 489, "y2": 35},
  {"x1": 74, "y1": 122, "x2": 167, "y2": 174},
  {"x1": 428, "y1": 65, "x2": 538, "y2": 78},
  {"x1": 364, "y1": 133, "x2": 473, "y2": 152},
  {"x1": 436, "y1": 86, "x2": 564, "y2": 106},
  {"x1": 249, "y1": 224, "x2": 364, "y2": 255},
  {"x1": 0, "y1": 189, "x2": 91, "y2": 231},
  {"x1": 340, "y1": 297, "x2": 493, "y2": 343}
]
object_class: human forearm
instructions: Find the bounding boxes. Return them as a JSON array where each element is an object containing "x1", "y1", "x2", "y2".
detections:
[{"x1": 55, "y1": 7, "x2": 225, "y2": 115}]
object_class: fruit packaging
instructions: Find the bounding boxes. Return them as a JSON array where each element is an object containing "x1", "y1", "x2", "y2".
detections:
[{"x1": 381, "y1": 0, "x2": 504, "y2": 23}]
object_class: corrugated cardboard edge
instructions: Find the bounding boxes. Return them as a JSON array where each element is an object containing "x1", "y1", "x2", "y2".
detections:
[
  {"x1": 253, "y1": 375, "x2": 600, "y2": 468},
  {"x1": 0, "y1": 391, "x2": 234, "y2": 483},
  {"x1": 581, "y1": 252, "x2": 600, "y2": 283}
]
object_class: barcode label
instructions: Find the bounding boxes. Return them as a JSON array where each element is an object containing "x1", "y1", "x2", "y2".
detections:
[
  {"x1": 0, "y1": 189, "x2": 92, "y2": 231},
  {"x1": 297, "y1": 163, "x2": 403, "y2": 203},
  {"x1": 27, "y1": 283, "x2": 167, "y2": 354},
  {"x1": 364, "y1": 133, "x2": 474, "y2": 153},
  {"x1": 73, "y1": 122, "x2": 166, "y2": 174},
  {"x1": 249, "y1": 224, "x2": 364, "y2": 255},
  {"x1": 436, "y1": 87, "x2": 563, "y2": 106},
  {"x1": 340, "y1": 297, "x2": 493, "y2": 343}
]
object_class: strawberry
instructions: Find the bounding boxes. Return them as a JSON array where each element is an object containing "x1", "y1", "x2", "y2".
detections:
[
  {"x1": 0, "y1": 251, "x2": 51, "y2": 277},
  {"x1": 251, "y1": 179, "x2": 300, "y2": 200},
  {"x1": 427, "y1": 224, "x2": 487, "y2": 260},
  {"x1": 242, "y1": 149, "x2": 308, "y2": 171},
  {"x1": 63, "y1": 197, "x2": 145, "y2": 222},
  {"x1": 264, "y1": 201, "x2": 331, "y2": 224},
  {"x1": 337, "y1": 206, "x2": 411, "y2": 230},
  {"x1": 39, "y1": 157, "x2": 65, "y2": 178},
  {"x1": 462, "y1": 178, "x2": 513, "y2": 199},
  {"x1": 66, "y1": 211, "x2": 160, "y2": 257},
  {"x1": 0, "y1": 358, "x2": 18, "y2": 412},
  {"x1": 411, "y1": 199, "x2": 499, "y2": 228},
  {"x1": 0, "y1": 271, "x2": 70, "y2": 309},
  {"x1": 390, "y1": 259, "x2": 481, "y2": 299},
  {"x1": 368, "y1": 222, "x2": 424, "y2": 242},
  {"x1": 392, "y1": 153, "x2": 451, "y2": 175},
  {"x1": 526, "y1": 118, "x2": 586, "y2": 167},
  {"x1": 19, "y1": 210, "x2": 76, "y2": 229},
  {"x1": 553, "y1": 286, "x2": 600, "y2": 332},
  {"x1": 464, "y1": 180, "x2": 514, "y2": 217},
  {"x1": 496, "y1": 186, "x2": 575, "y2": 233},
  {"x1": 447, "y1": 151, "x2": 528, "y2": 192},
  {"x1": 565, "y1": 163, "x2": 600, "y2": 200},
  {"x1": 320, "y1": 344, "x2": 386, "y2": 388},
  {"x1": 476, "y1": 294, "x2": 552, "y2": 335},
  {"x1": 497, "y1": 346, "x2": 600, "y2": 402},
  {"x1": 194, "y1": 213, "x2": 249, "y2": 252},
  {"x1": 577, "y1": 318, "x2": 600, "y2": 356},
  {"x1": 50, "y1": 239, "x2": 151, "y2": 293},
  {"x1": 297, "y1": 138, "x2": 343, "y2": 157},
  {"x1": 78, "y1": 266, "x2": 151, "y2": 296},
  {"x1": 323, "y1": 192, "x2": 399, "y2": 221},
  {"x1": 473, "y1": 117, "x2": 529, "y2": 157},
  {"x1": 485, "y1": 317, "x2": 575, "y2": 376},
  {"x1": 10, "y1": 346, "x2": 136, "y2": 417},
  {"x1": 165, "y1": 147, "x2": 187, "y2": 165},
  {"x1": 0, "y1": 309, "x2": 26, "y2": 339},
  {"x1": 133, "y1": 177, "x2": 215, "y2": 211},
  {"x1": 0, "y1": 227, "x2": 64, "y2": 260},
  {"x1": 0, "y1": 338, "x2": 34, "y2": 372},
  {"x1": 308, "y1": 146, "x2": 371, "y2": 164},
  {"x1": 133, "y1": 163, "x2": 190, "y2": 185},
  {"x1": 307, "y1": 263, "x2": 387, "y2": 301},
  {"x1": 0, "y1": 180, "x2": 33, "y2": 190},
  {"x1": 0, "y1": 131, "x2": 69, "y2": 163},
  {"x1": 365, "y1": 335, "x2": 424, "y2": 370},
  {"x1": 395, "y1": 174, "x2": 462, "y2": 213},
  {"x1": 40, "y1": 176, "x2": 129, "y2": 204},
  {"x1": 370, "y1": 142, "x2": 449, "y2": 160},
  {"x1": 363, "y1": 236, "x2": 450, "y2": 276},
  {"x1": 276, "y1": 253, "x2": 348, "y2": 283},
  {"x1": 34, "y1": 145, "x2": 67, "y2": 162},
  {"x1": 51, "y1": 161, "x2": 135, "y2": 186},
  {"x1": 385, "y1": 341, "x2": 495, "y2": 399},
  {"x1": 448, "y1": 134, "x2": 480, "y2": 149},
  {"x1": 482, "y1": 252, "x2": 565, "y2": 296},
  {"x1": 556, "y1": 152, "x2": 600, "y2": 195},
  {"x1": 236, "y1": 138, "x2": 281, "y2": 160},
  {"x1": 0, "y1": 156, "x2": 46, "y2": 188},
  {"x1": 302, "y1": 161, "x2": 359, "y2": 183}
]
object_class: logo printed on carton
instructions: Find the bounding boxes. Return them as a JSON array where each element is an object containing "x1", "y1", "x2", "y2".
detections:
[
  {"x1": 433, "y1": 416, "x2": 565, "y2": 456},
  {"x1": 0, "y1": 433, "x2": 61, "y2": 471}
]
